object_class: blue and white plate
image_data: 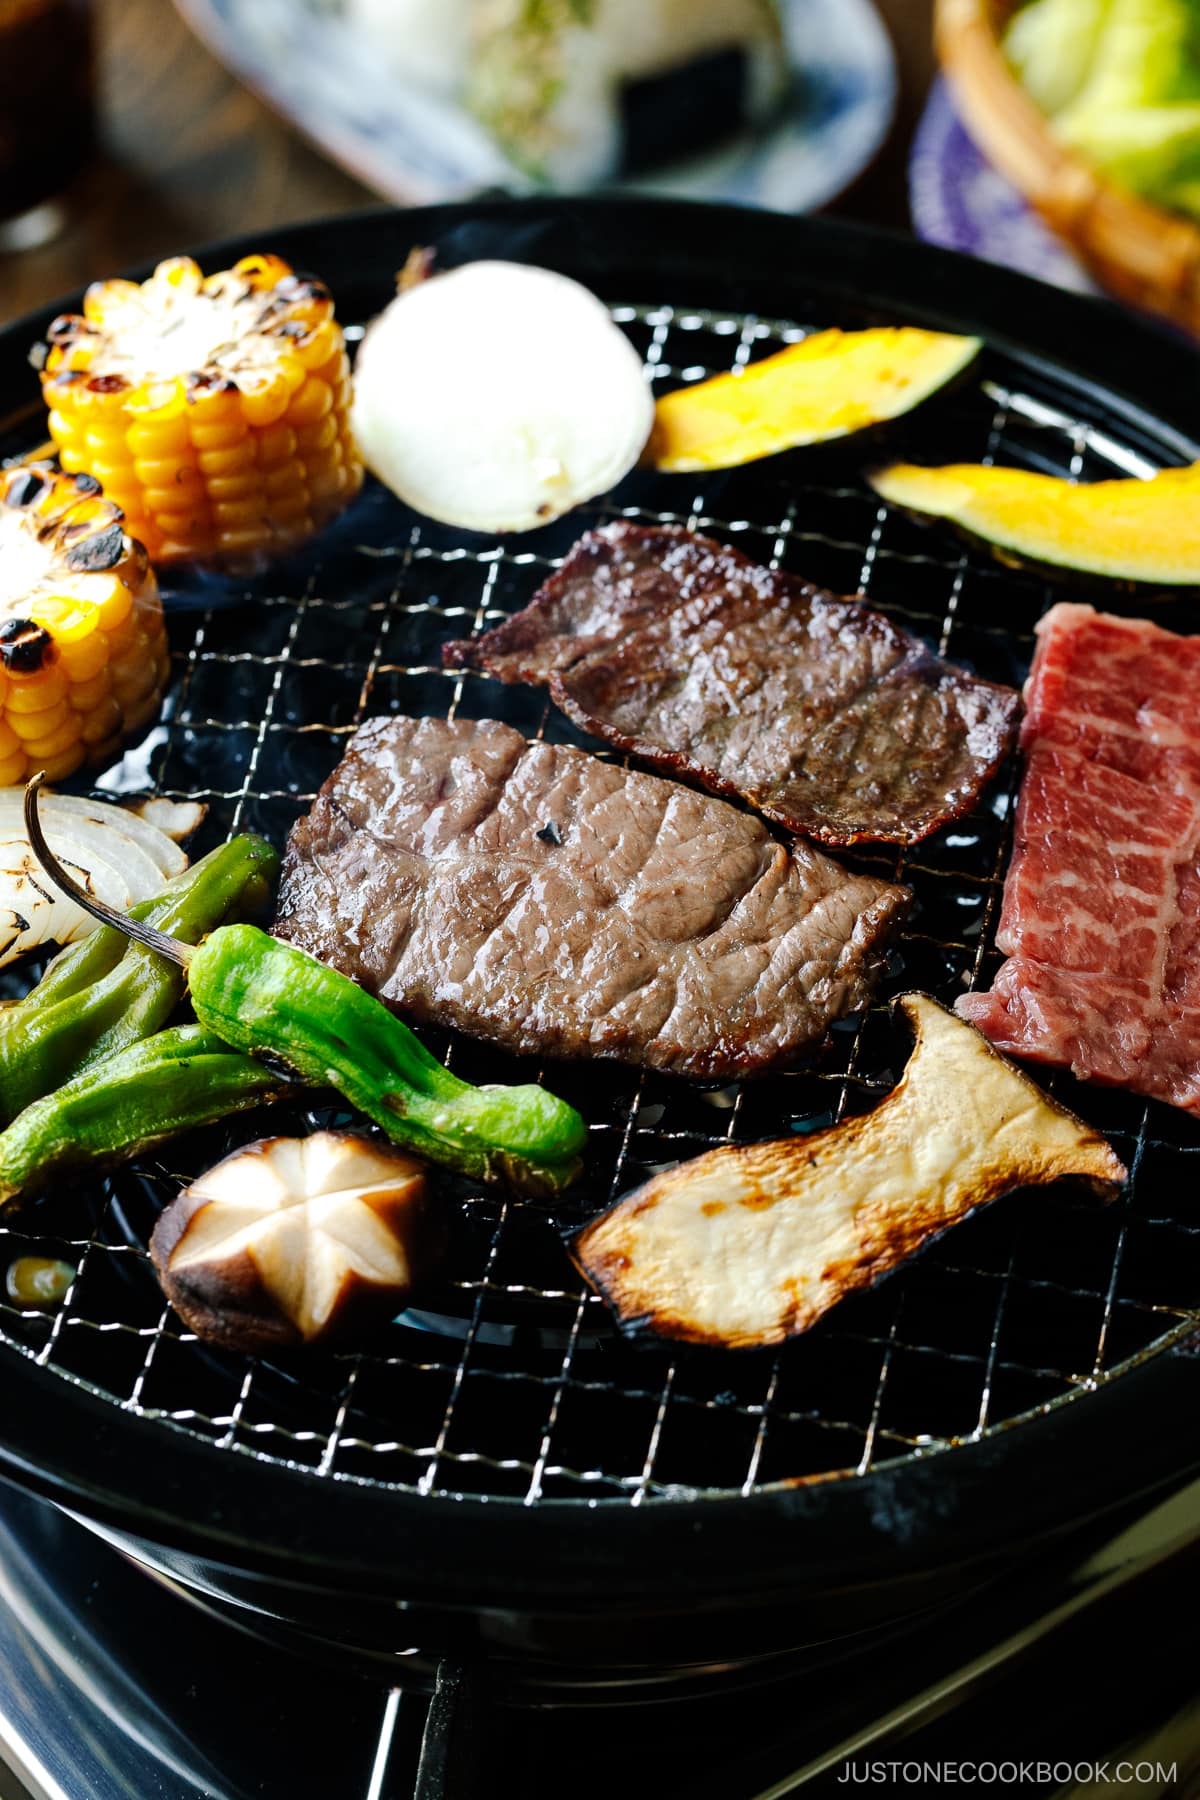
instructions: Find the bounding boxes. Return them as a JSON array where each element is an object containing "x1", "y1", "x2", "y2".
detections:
[{"x1": 173, "y1": 0, "x2": 897, "y2": 212}]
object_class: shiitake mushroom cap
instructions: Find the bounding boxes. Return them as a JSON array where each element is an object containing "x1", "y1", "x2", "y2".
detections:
[{"x1": 150, "y1": 1130, "x2": 445, "y2": 1354}]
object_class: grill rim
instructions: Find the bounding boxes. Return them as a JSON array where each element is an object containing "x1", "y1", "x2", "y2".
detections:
[
  {"x1": 4, "y1": 1341, "x2": 1198, "y2": 1611},
  {"x1": 2, "y1": 196, "x2": 1200, "y2": 1612}
]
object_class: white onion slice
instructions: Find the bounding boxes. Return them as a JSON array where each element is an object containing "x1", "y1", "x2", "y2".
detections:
[
  {"x1": 0, "y1": 791, "x2": 189, "y2": 968},
  {"x1": 127, "y1": 797, "x2": 206, "y2": 841},
  {"x1": 350, "y1": 260, "x2": 654, "y2": 533}
]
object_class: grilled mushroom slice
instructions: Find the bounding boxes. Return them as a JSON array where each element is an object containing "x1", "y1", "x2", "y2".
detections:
[
  {"x1": 151, "y1": 1131, "x2": 442, "y2": 1353},
  {"x1": 573, "y1": 994, "x2": 1127, "y2": 1349}
]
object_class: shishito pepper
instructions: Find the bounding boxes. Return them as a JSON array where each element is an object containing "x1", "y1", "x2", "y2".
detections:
[
  {"x1": 185, "y1": 924, "x2": 585, "y2": 1195},
  {"x1": 24, "y1": 783, "x2": 586, "y2": 1198},
  {"x1": 0, "y1": 833, "x2": 279, "y2": 1126},
  {"x1": 0, "y1": 1026, "x2": 284, "y2": 1206}
]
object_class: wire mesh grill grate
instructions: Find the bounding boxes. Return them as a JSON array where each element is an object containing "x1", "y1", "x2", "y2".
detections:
[{"x1": 2, "y1": 298, "x2": 1199, "y2": 1507}]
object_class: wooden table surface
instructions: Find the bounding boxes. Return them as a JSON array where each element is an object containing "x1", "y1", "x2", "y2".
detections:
[{"x1": 0, "y1": 0, "x2": 935, "y2": 322}]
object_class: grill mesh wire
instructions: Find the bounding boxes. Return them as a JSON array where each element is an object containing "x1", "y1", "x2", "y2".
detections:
[{"x1": 1, "y1": 299, "x2": 1199, "y2": 1506}]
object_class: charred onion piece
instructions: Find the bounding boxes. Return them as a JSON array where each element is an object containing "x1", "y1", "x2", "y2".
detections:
[
  {"x1": 351, "y1": 260, "x2": 653, "y2": 533},
  {"x1": 0, "y1": 784, "x2": 195, "y2": 970},
  {"x1": 0, "y1": 830, "x2": 279, "y2": 1127},
  {"x1": 573, "y1": 994, "x2": 1127, "y2": 1349},
  {"x1": 151, "y1": 1132, "x2": 442, "y2": 1353}
]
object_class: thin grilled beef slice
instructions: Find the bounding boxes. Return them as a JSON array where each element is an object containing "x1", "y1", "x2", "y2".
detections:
[
  {"x1": 443, "y1": 523, "x2": 1020, "y2": 846},
  {"x1": 274, "y1": 715, "x2": 910, "y2": 1080}
]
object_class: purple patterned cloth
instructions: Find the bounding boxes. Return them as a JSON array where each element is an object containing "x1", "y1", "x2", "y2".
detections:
[{"x1": 909, "y1": 78, "x2": 1098, "y2": 295}]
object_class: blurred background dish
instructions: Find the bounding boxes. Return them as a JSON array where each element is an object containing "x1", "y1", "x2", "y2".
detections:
[
  {"x1": 169, "y1": 0, "x2": 898, "y2": 212},
  {"x1": 0, "y1": 0, "x2": 97, "y2": 250},
  {"x1": 931, "y1": 0, "x2": 1200, "y2": 336},
  {"x1": 909, "y1": 75, "x2": 1101, "y2": 291}
]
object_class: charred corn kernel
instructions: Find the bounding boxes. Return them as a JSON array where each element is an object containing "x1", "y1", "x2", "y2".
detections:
[
  {"x1": 97, "y1": 582, "x2": 133, "y2": 633},
  {"x1": 27, "y1": 598, "x2": 95, "y2": 643},
  {"x1": 0, "y1": 466, "x2": 169, "y2": 787},
  {"x1": 310, "y1": 467, "x2": 351, "y2": 507},
  {"x1": 57, "y1": 634, "x2": 110, "y2": 680},
  {"x1": 128, "y1": 418, "x2": 191, "y2": 457},
  {"x1": 141, "y1": 486, "x2": 200, "y2": 522},
  {"x1": 11, "y1": 700, "x2": 71, "y2": 740},
  {"x1": 67, "y1": 671, "x2": 112, "y2": 712},
  {"x1": 257, "y1": 422, "x2": 295, "y2": 465},
  {"x1": 212, "y1": 497, "x2": 266, "y2": 531},
  {"x1": 286, "y1": 376, "x2": 333, "y2": 429},
  {"x1": 41, "y1": 747, "x2": 94, "y2": 782},
  {"x1": 265, "y1": 461, "x2": 305, "y2": 497},
  {"x1": 5, "y1": 667, "x2": 68, "y2": 711},
  {"x1": 38, "y1": 256, "x2": 362, "y2": 564},
  {"x1": 197, "y1": 440, "x2": 257, "y2": 478},
  {"x1": 234, "y1": 252, "x2": 292, "y2": 289},
  {"x1": 294, "y1": 316, "x2": 340, "y2": 370},
  {"x1": 81, "y1": 698, "x2": 122, "y2": 745},
  {"x1": 296, "y1": 414, "x2": 339, "y2": 456},
  {"x1": 133, "y1": 457, "x2": 200, "y2": 491},
  {"x1": 85, "y1": 447, "x2": 135, "y2": 477},
  {"x1": 208, "y1": 474, "x2": 263, "y2": 505},
  {"x1": 219, "y1": 529, "x2": 279, "y2": 557},
  {"x1": 155, "y1": 516, "x2": 206, "y2": 547},
  {"x1": 23, "y1": 718, "x2": 83, "y2": 761}
]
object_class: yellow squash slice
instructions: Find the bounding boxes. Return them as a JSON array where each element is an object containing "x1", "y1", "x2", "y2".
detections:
[
  {"x1": 648, "y1": 327, "x2": 982, "y2": 473},
  {"x1": 573, "y1": 994, "x2": 1125, "y2": 1350},
  {"x1": 870, "y1": 460, "x2": 1200, "y2": 585}
]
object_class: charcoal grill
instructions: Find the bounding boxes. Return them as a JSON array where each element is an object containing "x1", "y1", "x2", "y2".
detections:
[{"x1": 0, "y1": 200, "x2": 1198, "y2": 1700}]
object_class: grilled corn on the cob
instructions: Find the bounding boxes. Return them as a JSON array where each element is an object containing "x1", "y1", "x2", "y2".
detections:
[
  {"x1": 0, "y1": 465, "x2": 169, "y2": 785},
  {"x1": 39, "y1": 255, "x2": 363, "y2": 564}
]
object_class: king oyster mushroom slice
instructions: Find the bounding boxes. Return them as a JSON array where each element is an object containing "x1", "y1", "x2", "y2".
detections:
[
  {"x1": 573, "y1": 994, "x2": 1127, "y2": 1350},
  {"x1": 150, "y1": 1131, "x2": 443, "y2": 1353},
  {"x1": 350, "y1": 259, "x2": 654, "y2": 533}
]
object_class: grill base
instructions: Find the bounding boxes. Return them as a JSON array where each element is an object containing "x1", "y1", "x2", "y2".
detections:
[
  {"x1": 0, "y1": 1475, "x2": 1194, "y2": 1800},
  {"x1": 74, "y1": 1452, "x2": 1198, "y2": 1704}
]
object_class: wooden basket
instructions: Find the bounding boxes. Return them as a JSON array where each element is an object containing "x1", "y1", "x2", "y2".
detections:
[{"x1": 934, "y1": 0, "x2": 1200, "y2": 336}]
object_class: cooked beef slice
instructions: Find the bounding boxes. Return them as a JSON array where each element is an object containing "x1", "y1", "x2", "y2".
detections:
[
  {"x1": 274, "y1": 715, "x2": 909, "y2": 1079},
  {"x1": 444, "y1": 523, "x2": 1020, "y2": 846}
]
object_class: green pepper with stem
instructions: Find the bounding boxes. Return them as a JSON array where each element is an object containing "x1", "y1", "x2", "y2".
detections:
[
  {"x1": 0, "y1": 833, "x2": 280, "y2": 1127},
  {"x1": 0, "y1": 1025, "x2": 285, "y2": 1206},
  {"x1": 23, "y1": 780, "x2": 586, "y2": 1198}
]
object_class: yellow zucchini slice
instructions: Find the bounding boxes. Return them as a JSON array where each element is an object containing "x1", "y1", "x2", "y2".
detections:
[
  {"x1": 648, "y1": 327, "x2": 982, "y2": 473},
  {"x1": 870, "y1": 460, "x2": 1200, "y2": 586}
]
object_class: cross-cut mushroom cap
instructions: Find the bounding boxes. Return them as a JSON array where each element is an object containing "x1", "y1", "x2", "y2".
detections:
[
  {"x1": 151, "y1": 1131, "x2": 442, "y2": 1353},
  {"x1": 573, "y1": 994, "x2": 1127, "y2": 1349}
]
